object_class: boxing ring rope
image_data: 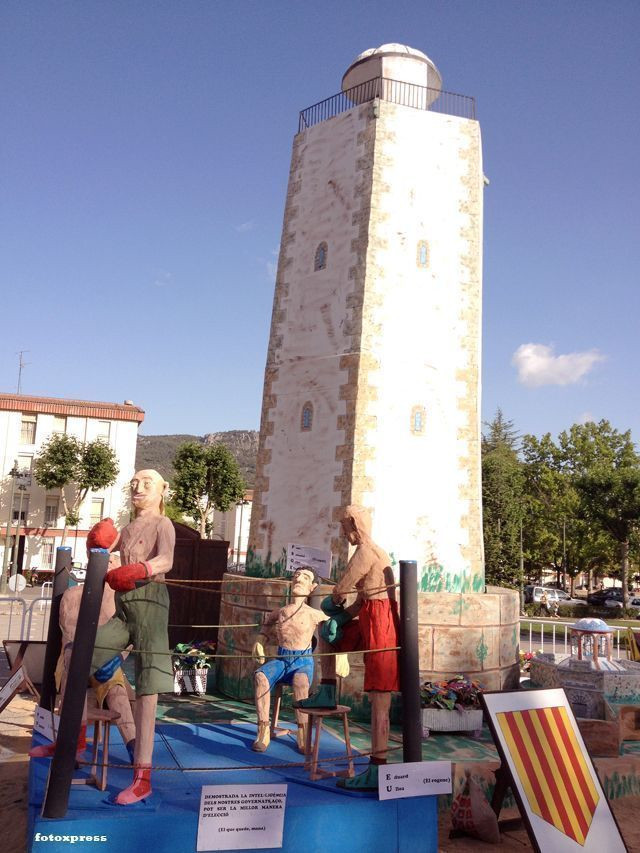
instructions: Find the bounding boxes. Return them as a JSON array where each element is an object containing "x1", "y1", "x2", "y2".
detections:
[{"x1": 74, "y1": 743, "x2": 406, "y2": 774}]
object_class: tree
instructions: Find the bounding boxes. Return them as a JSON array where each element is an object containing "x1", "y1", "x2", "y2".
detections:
[
  {"x1": 521, "y1": 432, "x2": 573, "y2": 587},
  {"x1": 163, "y1": 498, "x2": 195, "y2": 529},
  {"x1": 482, "y1": 411, "x2": 525, "y2": 587},
  {"x1": 482, "y1": 408, "x2": 520, "y2": 454},
  {"x1": 172, "y1": 442, "x2": 246, "y2": 539},
  {"x1": 33, "y1": 434, "x2": 119, "y2": 544},
  {"x1": 558, "y1": 421, "x2": 640, "y2": 605}
]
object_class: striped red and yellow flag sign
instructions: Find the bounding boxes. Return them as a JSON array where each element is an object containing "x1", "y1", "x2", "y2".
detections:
[{"x1": 497, "y1": 706, "x2": 599, "y2": 847}]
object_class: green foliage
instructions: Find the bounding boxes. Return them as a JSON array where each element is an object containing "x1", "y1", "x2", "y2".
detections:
[
  {"x1": 33, "y1": 433, "x2": 80, "y2": 490},
  {"x1": 172, "y1": 442, "x2": 246, "y2": 538},
  {"x1": 33, "y1": 434, "x2": 119, "y2": 541},
  {"x1": 482, "y1": 410, "x2": 524, "y2": 587},
  {"x1": 559, "y1": 421, "x2": 640, "y2": 603},
  {"x1": 483, "y1": 412, "x2": 640, "y2": 598},
  {"x1": 164, "y1": 498, "x2": 195, "y2": 528}
]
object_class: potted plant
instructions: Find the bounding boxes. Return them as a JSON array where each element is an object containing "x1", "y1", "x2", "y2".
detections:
[
  {"x1": 519, "y1": 650, "x2": 540, "y2": 673},
  {"x1": 420, "y1": 675, "x2": 484, "y2": 738},
  {"x1": 172, "y1": 641, "x2": 216, "y2": 695}
]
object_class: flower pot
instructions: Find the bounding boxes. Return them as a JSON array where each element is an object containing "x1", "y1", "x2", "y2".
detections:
[
  {"x1": 173, "y1": 667, "x2": 209, "y2": 695},
  {"x1": 421, "y1": 707, "x2": 483, "y2": 739}
]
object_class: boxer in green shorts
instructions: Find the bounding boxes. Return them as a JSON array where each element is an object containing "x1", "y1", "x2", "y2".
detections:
[
  {"x1": 89, "y1": 469, "x2": 175, "y2": 805},
  {"x1": 92, "y1": 579, "x2": 173, "y2": 696}
]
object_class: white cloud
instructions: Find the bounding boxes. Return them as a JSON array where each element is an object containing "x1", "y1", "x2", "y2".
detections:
[
  {"x1": 152, "y1": 270, "x2": 172, "y2": 288},
  {"x1": 512, "y1": 343, "x2": 605, "y2": 387},
  {"x1": 578, "y1": 412, "x2": 595, "y2": 424},
  {"x1": 235, "y1": 220, "x2": 255, "y2": 233}
]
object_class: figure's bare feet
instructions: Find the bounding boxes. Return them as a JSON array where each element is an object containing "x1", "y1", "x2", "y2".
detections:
[{"x1": 252, "y1": 722, "x2": 270, "y2": 752}]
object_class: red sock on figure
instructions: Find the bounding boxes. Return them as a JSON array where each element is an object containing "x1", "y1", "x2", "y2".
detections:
[{"x1": 114, "y1": 766, "x2": 152, "y2": 805}]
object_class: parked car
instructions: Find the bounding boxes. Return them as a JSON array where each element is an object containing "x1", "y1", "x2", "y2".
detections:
[
  {"x1": 587, "y1": 588, "x2": 623, "y2": 606},
  {"x1": 525, "y1": 586, "x2": 561, "y2": 605},
  {"x1": 603, "y1": 596, "x2": 640, "y2": 610}
]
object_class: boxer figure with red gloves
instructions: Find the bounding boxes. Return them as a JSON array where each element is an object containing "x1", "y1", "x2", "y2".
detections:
[
  {"x1": 295, "y1": 505, "x2": 399, "y2": 791},
  {"x1": 90, "y1": 468, "x2": 175, "y2": 805}
]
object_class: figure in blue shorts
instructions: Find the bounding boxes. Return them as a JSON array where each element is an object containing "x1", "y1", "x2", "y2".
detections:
[{"x1": 251, "y1": 567, "x2": 328, "y2": 753}]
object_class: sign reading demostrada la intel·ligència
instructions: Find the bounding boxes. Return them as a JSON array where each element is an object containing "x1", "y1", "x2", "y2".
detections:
[{"x1": 197, "y1": 784, "x2": 287, "y2": 851}]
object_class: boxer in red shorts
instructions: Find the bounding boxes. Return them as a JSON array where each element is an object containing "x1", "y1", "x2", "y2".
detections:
[{"x1": 295, "y1": 505, "x2": 399, "y2": 790}]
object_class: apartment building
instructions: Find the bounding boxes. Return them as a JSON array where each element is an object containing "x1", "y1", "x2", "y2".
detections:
[{"x1": 0, "y1": 393, "x2": 144, "y2": 574}]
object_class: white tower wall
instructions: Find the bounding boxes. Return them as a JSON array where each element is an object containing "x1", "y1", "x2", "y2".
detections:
[{"x1": 250, "y1": 48, "x2": 483, "y2": 593}]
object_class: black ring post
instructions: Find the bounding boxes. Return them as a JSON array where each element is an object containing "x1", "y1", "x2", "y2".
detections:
[
  {"x1": 40, "y1": 547, "x2": 72, "y2": 711},
  {"x1": 399, "y1": 559, "x2": 421, "y2": 762},
  {"x1": 42, "y1": 548, "x2": 109, "y2": 818}
]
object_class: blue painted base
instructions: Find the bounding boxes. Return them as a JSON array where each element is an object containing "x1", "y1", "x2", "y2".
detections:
[{"x1": 28, "y1": 721, "x2": 438, "y2": 852}]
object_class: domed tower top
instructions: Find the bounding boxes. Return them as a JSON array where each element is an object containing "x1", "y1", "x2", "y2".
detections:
[{"x1": 342, "y1": 43, "x2": 442, "y2": 95}]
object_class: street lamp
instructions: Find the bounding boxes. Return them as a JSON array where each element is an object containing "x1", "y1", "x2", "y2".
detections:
[
  {"x1": 0, "y1": 461, "x2": 20, "y2": 593},
  {"x1": 10, "y1": 484, "x2": 27, "y2": 579},
  {"x1": 236, "y1": 498, "x2": 249, "y2": 567}
]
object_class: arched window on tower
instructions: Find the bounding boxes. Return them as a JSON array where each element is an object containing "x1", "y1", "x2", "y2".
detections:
[
  {"x1": 410, "y1": 405, "x2": 426, "y2": 435},
  {"x1": 314, "y1": 242, "x2": 328, "y2": 271},
  {"x1": 416, "y1": 240, "x2": 429, "y2": 269},
  {"x1": 301, "y1": 402, "x2": 314, "y2": 431}
]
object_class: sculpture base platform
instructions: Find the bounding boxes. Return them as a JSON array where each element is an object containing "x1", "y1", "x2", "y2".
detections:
[{"x1": 27, "y1": 719, "x2": 437, "y2": 852}]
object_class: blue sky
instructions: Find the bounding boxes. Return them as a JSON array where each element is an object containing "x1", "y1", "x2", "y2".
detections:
[{"x1": 2, "y1": 1, "x2": 639, "y2": 443}]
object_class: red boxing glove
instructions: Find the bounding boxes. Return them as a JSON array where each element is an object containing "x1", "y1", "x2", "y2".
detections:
[
  {"x1": 106, "y1": 562, "x2": 150, "y2": 592},
  {"x1": 87, "y1": 518, "x2": 118, "y2": 552}
]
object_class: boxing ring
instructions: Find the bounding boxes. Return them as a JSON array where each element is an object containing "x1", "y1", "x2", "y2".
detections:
[{"x1": 26, "y1": 550, "x2": 439, "y2": 852}]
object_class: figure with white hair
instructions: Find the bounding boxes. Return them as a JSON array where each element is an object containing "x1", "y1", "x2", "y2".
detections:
[{"x1": 90, "y1": 469, "x2": 175, "y2": 805}]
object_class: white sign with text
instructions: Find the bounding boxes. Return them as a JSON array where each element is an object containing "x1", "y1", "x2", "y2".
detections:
[
  {"x1": 378, "y1": 761, "x2": 452, "y2": 800},
  {"x1": 197, "y1": 784, "x2": 287, "y2": 851},
  {"x1": 33, "y1": 706, "x2": 61, "y2": 741},
  {"x1": 285, "y1": 543, "x2": 332, "y2": 579}
]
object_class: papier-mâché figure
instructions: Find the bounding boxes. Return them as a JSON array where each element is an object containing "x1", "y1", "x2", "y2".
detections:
[
  {"x1": 252, "y1": 567, "x2": 327, "y2": 753},
  {"x1": 91, "y1": 468, "x2": 175, "y2": 805},
  {"x1": 29, "y1": 552, "x2": 136, "y2": 761},
  {"x1": 296, "y1": 505, "x2": 399, "y2": 790}
]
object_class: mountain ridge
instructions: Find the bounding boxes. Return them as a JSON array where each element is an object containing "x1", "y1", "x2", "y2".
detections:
[{"x1": 135, "y1": 430, "x2": 258, "y2": 487}]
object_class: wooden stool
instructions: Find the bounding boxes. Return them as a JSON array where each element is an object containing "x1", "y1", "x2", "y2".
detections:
[
  {"x1": 72, "y1": 707, "x2": 121, "y2": 791},
  {"x1": 297, "y1": 705, "x2": 355, "y2": 782}
]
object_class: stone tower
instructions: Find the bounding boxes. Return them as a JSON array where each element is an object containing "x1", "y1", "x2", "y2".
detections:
[
  {"x1": 247, "y1": 43, "x2": 519, "y2": 689},
  {"x1": 250, "y1": 43, "x2": 483, "y2": 583}
]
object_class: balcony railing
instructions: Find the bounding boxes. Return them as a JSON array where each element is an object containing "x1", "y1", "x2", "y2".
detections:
[{"x1": 298, "y1": 76, "x2": 476, "y2": 132}]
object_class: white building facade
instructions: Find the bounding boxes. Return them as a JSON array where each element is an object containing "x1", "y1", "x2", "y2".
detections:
[
  {"x1": 210, "y1": 490, "x2": 253, "y2": 565},
  {"x1": 0, "y1": 393, "x2": 144, "y2": 575}
]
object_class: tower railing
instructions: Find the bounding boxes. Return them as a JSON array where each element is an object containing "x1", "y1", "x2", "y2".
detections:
[{"x1": 298, "y1": 76, "x2": 476, "y2": 131}]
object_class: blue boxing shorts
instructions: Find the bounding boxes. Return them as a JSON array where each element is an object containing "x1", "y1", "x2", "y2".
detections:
[{"x1": 257, "y1": 646, "x2": 314, "y2": 689}]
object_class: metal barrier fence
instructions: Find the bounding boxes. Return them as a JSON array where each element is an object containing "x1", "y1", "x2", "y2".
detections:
[
  {"x1": 0, "y1": 596, "x2": 27, "y2": 640},
  {"x1": 298, "y1": 76, "x2": 476, "y2": 132},
  {"x1": 39, "y1": 582, "x2": 53, "y2": 611},
  {"x1": 520, "y1": 617, "x2": 625, "y2": 658},
  {"x1": 0, "y1": 595, "x2": 51, "y2": 641},
  {"x1": 26, "y1": 598, "x2": 52, "y2": 641}
]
